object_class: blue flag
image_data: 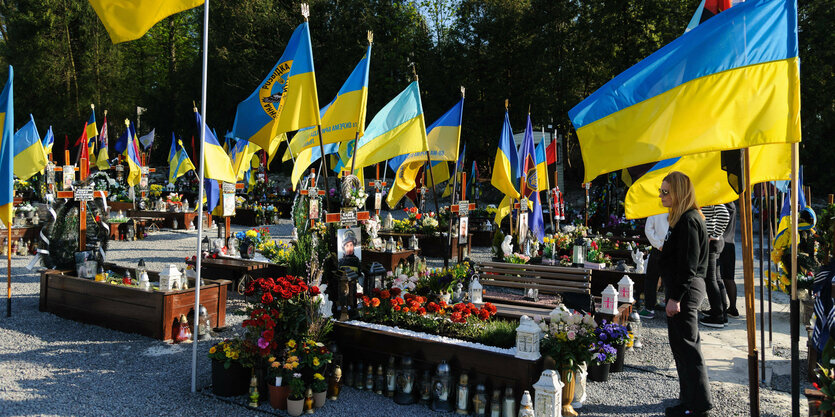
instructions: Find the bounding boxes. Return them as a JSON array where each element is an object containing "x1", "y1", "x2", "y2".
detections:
[{"x1": 520, "y1": 114, "x2": 545, "y2": 242}]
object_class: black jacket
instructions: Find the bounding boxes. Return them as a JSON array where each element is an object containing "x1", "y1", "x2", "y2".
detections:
[{"x1": 660, "y1": 208, "x2": 709, "y2": 301}]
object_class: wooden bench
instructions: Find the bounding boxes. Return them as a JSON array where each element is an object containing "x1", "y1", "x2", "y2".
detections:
[{"x1": 476, "y1": 261, "x2": 593, "y2": 314}]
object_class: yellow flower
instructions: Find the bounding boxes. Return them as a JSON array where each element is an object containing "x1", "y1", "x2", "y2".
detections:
[
  {"x1": 268, "y1": 357, "x2": 276, "y2": 363},
  {"x1": 231, "y1": 352, "x2": 239, "y2": 360},
  {"x1": 313, "y1": 373, "x2": 324, "y2": 381},
  {"x1": 209, "y1": 346, "x2": 216, "y2": 354},
  {"x1": 288, "y1": 355, "x2": 299, "y2": 363},
  {"x1": 226, "y1": 351, "x2": 233, "y2": 358},
  {"x1": 271, "y1": 361, "x2": 281, "y2": 369},
  {"x1": 312, "y1": 357, "x2": 320, "y2": 367},
  {"x1": 246, "y1": 230, "x2": 257, "y2": 238},
  {"x1": 287, "y1": 340, "x2": 296, "y2": 349}
]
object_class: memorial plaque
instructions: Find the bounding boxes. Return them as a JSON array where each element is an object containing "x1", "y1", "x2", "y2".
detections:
[
  {"x1": 340, "y1": 208, "x2": 357, "y2": 227},
  {"x1": 73, "y1": 186, "x2": 95, "y2": 202}
]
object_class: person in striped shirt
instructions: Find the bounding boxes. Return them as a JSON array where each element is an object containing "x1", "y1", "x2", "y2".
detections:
[{"x1": 699, "y1": 204, "x2": 731, "y2": 328}]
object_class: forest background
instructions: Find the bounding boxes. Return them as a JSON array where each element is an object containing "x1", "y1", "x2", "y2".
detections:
[{"x1": 0, "y1": 0, "x2": 831, "y2": 190}]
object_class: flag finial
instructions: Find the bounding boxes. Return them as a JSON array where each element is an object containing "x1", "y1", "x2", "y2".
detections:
[
  {"x1": 91, "y1": 103, "x2": 95, "y2": 110},
  {"x1": 367, "y1": 30, "x2": 373, "y2": 44},
  {"x1": 301, "y1": 3, "x2": 309, "y2": 20},
  {"x1": 504, "y1": 99, "x2": 509, "y2": 110},
  {"x1": 460, "y1": 86, "x2": 465, "y2": 98},
  {"x1": 104, "y1": 109, "x2": 108, "y2": 117},
  {"x1": 410, "y1": 62, "x2": 418, "y2": 82},
  {"x1": 124, "y1": 119, "x2": 130, "y2": 127}
]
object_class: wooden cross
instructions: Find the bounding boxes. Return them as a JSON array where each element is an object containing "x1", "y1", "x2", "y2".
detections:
[
  {"x1": 54, "y1": 150, "x2": 108, "y2": 251},
  {"x1": 137, "y1": 154, "x2": 156, "y2": 200},
  {"x1": 367, "y1": 163, "x2": 388, "y2": 216},
  {"x1": 447, "y1": 172, "x2": 475, "y2": 264},
  {"x1": 299, "y1": 169, "x2": 326, "y2": 229}
]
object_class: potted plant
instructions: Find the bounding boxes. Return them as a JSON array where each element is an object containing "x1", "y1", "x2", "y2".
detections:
[
  {"x1": 583, "y1": 240, "x2": 612, "y2": 269},
  {"x1": 287, "y1": 373, "x2": 306, "y2": 416},
  {"x1": 311, "y1": 372, "x2": 327, "y2": 408},
  {"x1": 587, "y1": 340, "x2": 617, "y2": 382},
  {"x1": 539, "y1": 308, "x2": 597, "y2": 417},
  {"x1": 266, "y1": 354, "x2": 297, "y2": 410},
  {"x1": 595, "y1": 320, "x2": 629, "y2": 372},
  {"x1": 208, "y1": 338, "x2": 253, "y2": 397}
]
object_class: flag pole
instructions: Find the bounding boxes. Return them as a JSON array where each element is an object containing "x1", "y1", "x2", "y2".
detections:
[
  {"x1": 758, "y1": 183, "x2": 766, "y2": 382},
  {"x1": 739, "y1": 148, "x2": 760, "y2": 416},
  {"x1": 303, "y1": 5, "x2": 332, "y2": 212},
  {"x1": 6, "y1": 224, "x2": 10, "y2": 317},
  {"x1": 445, "y1": 87, "x2": 465, "y2": 269},
  {"x1": 504, "y1": 99, "x2": 514, "y2": 239},
  {"x1": 542, "y1": 126, "x2": 554, "y2": 234},
  {"x1": 789, "y1": 142, "x2": 799, "y2": 417},
  {"x1": 767, "y1": 182, "x2": 774, "y2": 346},
  {"x1": 191, "y1": 0, "x2": 210, "y2": 394},
  {"x1": 412, "y1": 64, "x2": 447, "y2": 265},
  {"x1": 349, "y1": 32, "x2": 373, "y2": 175}
]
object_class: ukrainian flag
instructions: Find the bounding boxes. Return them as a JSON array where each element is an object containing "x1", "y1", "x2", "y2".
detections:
[
  {"x1": 13, "y1": 115, "x2": 47, "y2": 181},
  {"x1": 168, "y1": 132, "x2": 178, "y2": 164},
  {"x1": 169, "y1": 139, "x2": 196, "y2": 185},
  {"x1": 519, "y1": 115, "x2": 545, "y2": 242},
  {"x1": 288, "y1": 45, "x2": 371, "y2": 158},
  {"x1": 89, "y1": 0, "x2": 204, "y2": 44},
  {"x1": 232, "y1": 22, "x2": 320, "y2": 154},
  {"x1": 624, "y1": 144, "x2": 791, "y2": 220},
  {"x1": 195, "y1": 110, "x2": 236, "y2": 184},
  {"x1": 42, "y1": 126, "x2": 54, "y2": 156},
  {"x1": 86, "y1": 107, "x2": 98, "y2": 144},
  {"x1": 774, "y1": 169, "x2": 815, "y2": 249},
  {"x1": 230, "y1": 138, "x2": 261, "y2": 181},
  {"x1": 125, "y1": 122, "x2": 142, "y2": 187},
  {"x1": 491, "y1": 110, "x2": 519, "y2": 226},
  {"x1": 386, "y1": 98, "x2": 463, "y2": 208},
  {"x1": 0, "y1": 67, "x2": 13, "y2": 228},
  {"x1": 96, "y1": 115, "x2": 110, "y2": 170},
  {"x1": 290, "y1": 142, "x2": 340, "y2": 190},
  {"x1": 352, "y1": 81, "x2": 429, "y2": 170},
  {"x1": 535, "y1": 135, "x2": 548, "y2": 192},
  {"x1": 568, "y1": 0, "x2": 800, "y2": 182}
]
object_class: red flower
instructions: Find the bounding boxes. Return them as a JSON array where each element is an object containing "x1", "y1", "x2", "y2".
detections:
[
  {"x1": 417, "y1": 307, "x2": 427, "y2": 316},
  {"x1": 483, "y1": 303, "x2": 497, "y2": 314},
  {"x1": 279, "y1": 289, "x2": 292, "y2": 299},
  {"x1": 261, "y1": 292, "x2": 274, "y2": 304},
  {"x1": 389, "y1": 299, "x2": 398, "y2": 308},
  {"x1": 372, "y1": 288, "x2": 381, "y2": 297},
  {"x1": 391, "y1": 288, "x2": 402, "y2": 297},
  {"x1": 450, "y1": 312, "x2": 463, "y2": 323},
  {"x1": 309, "y1": 286, "x2": 320, "y2": 296},
  {"x1": 402, "y1": 307, "x2": 410, "y2": 313},
  {"x1": 380, "y1": 290, "x2": 391, "y2": 300},
  {"x1": 393, "y1": 305, "x2": 401, "y2": 312},
  {"x1": 371, "y1": 298, "x2": 381, "y2": 307},
  {"x1": 416, "y1": 213, "x2": 422, "y2": 220},
  {"x1": 262, "y1": 329, "x2": 274, "y2": 341},
  {"x1": 477, "y1": 310, "x2": 490, "y2": 321},
  {"x1": 426, "y1": 302, "x2": 438, "y2": 313}
]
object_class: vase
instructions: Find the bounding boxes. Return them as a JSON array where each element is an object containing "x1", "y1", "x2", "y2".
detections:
[
  {"x1": 588, "y1": 362, "x2": 610, "y2": 382},
  {"x1": 313, "y1": 390, "x2": 327, "y2": 408},
  {"x1": 611, "y1": 344, "x2": 626, "y2": 372},
  {"x1": 269, "y1": 384, "x2": 289, "y2": 410},
  {"x1": 560, "y1": 368, "x2": 578, "y2": 417},
  {"x1": 287, "y1": 398, "x2": 304, "y2": 416},
  {"x1": 210, "y1": 359, "x2": 250, "y2": 397},
  {"x1": 572, "y1": 363, "x2": 588, "y2": 410}
]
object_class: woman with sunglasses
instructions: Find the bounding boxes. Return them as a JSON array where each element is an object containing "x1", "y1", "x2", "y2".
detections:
[{"x1": 658, "y1": 172, "x2": 712, "y2": 417}]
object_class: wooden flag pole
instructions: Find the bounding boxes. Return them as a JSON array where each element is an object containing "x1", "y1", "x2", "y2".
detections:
[
  {"x1": 790, "y1": 143, "x2": 800, "y2": 417},
  {"x1": 758, "y1": 184, "x2": 766, "y2": 382},
  {"x1": 739, "y1": 148, "x2": 760, "y2": 416},
  {"x1": 767, "y1": 183, "x2": 774, "y2": 346},
  {"x1": 349, "y1": 31, "x2": 373, "y2": 175},
  {"x1": 444, "y1": 87, "x2": 465, "y2": 268}
]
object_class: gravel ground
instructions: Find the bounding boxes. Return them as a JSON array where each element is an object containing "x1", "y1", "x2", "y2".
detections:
[{"x1": 0, "y1": 218, "x2": 802, "y2": 416}]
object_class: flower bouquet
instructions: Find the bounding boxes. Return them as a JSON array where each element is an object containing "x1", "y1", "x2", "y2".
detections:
[
  {"x1": 504, "y1": 253, "x2": 530, "y2": 264},
  {"x1": 242, "y1": 276, "x2": 321, "y2": 354},
  {"x1": 346, "y1": 187, "x2": 367, "y2": 209},
  {"x1": 540, "y1": 307, "x2": 597, "y2": 372},
  {"x1": 595, "y1": 320, "x2": 629, "y2": 372}
]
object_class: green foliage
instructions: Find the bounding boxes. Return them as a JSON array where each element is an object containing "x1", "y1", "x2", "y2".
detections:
[
  {"x1": 40, "y1": 199, "x2": 109, "y2": 270},
  {"x1": 816, "y1": 203, "x2": 835, "y2": 263},
  {"x1": 477, "y1": 319, "x2": 517, "y2": 348},
  {"x1": 491, "y1": 229, "x2": 505, "y2": 259}
]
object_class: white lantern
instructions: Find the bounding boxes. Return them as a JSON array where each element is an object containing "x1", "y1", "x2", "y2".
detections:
[
  {"x1": 532, "y1": 369, "x2": 563, "y2": 417},
  {"x1": 138, "y1": 271, "x2": 151, "y2": 291},
  {"x1": 514, "y1": 315, "x2": 542, "y2": 360},
  {"x1": 617, "y1": 275, "x2": 635, "y2": 304},
  {"x1": 469, "y1": 276, "x2": 483, "y2": 305},
  {"x1": 519, "y1": 390, "x2": 535, "y2": 417},
  {"x1": 158, "y1": 264, "x2": 182, "y2": 292},
  {"x1": 384, "y1": 212, "x2": 393, "y2": 229},
  {"x1": 600, "y1": 284, "x2": 618, "y2": 315}
]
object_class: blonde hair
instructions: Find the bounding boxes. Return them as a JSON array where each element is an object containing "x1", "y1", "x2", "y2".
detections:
[{"x1": 663, "y1": 171, "x2": 701, "y2": 228}]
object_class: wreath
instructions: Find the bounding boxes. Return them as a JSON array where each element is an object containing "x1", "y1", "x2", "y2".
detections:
[{"x1": 39, "y1": 199, "x2": 110, "y2": 270}]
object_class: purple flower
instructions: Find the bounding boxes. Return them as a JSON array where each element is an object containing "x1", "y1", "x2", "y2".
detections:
[{"x1": 257, "y1": 337, "x2": 269, "y2": 349}]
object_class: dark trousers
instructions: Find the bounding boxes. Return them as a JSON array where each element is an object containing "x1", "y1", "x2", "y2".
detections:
[
  {"x1": 666, "y1": 277, "x2": 712, "y2": 411},
  {"x1": 640, "y1": 248, "x2": 662, "y2": 309},
  {"x1": 719, "y1": 242, "x2": 737, "y2": 311},
  {"x1": 704, "y1": 239, "x2": 727, "y2": 319}
]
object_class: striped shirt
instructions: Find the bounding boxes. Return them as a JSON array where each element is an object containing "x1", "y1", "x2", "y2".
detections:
[{"x1": 702, "y1": 204, "x2": 730, "y2": 240}]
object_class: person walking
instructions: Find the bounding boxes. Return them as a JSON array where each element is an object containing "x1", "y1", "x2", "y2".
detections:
[
  {"x1": 719, "y1": 202, "x2": 739, "y2": 317},
  {"x1": 659, "y1": 172, "x2": 712, "y2": 417},
  {"x1": 699, "y1": 204, "x2": 731, "y2": 328},
  {"x1": 638, "y1": 213, "x2": 669, "y2": 319}
]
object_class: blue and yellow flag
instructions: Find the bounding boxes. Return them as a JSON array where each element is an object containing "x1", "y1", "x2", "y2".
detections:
[
  {"x1": 535, "y1": 135, "x2": 548, "y2": 192},
  {"x1": 114, "y1": 120, "x2": 132, "y2": 154},
  {"x1": 568, "y1": 0, "x2": 800, "y2": 182},
  {"x1": 169, "y1": 139, "x2": 196, "y2": 185},
  {"x1": 290, "y1": 142, "x2": 340, "y2": 190},
  {"x1": 387, "y1": 98, "x2": 463, "y2": 208},
  {"x1": 168, "y1": 132, "x2": 178, "y2": 164},
  {"x1": 288, "y1": 45, "x2": 371, "y2": 158},
  {"x1": 232, "y1": 22, "x2": 321, "y2": 154},
  {"x1": 86, "y1": 107, "x2": 98, "y2": 144},
  {"x1": 96, "y1": 114, "x2": 110, "y2": 170},
  {"x1": 491, "y1": 110, "x2": 519, "y2": 226},
  {"x1": 0, "y1": 67, "x2": 13, "y2": 228},
  {"x1": 442, "y1": 143, "x2": 466, "y2": 198},
  {"x1": 195, "y1": 109, "x2": 236, "y2": 184},
  {"x1": 519, "y1": 115, "x2": 544, "y2": 242},
  {"x1": 125, "y1": 122, "x2": 142, "y2": 187},
  {"x1": 229, "y1": 137, "x2": 262, "y2": 181},
  {"x1": 42, "y1": 126, "x2": 54, "y2": 156},
  {"x1": 89, "y1": 0, "x2": 205, "y2": 44},
  {"x1": 774, "y1": 168, "x2": 815, "y2": 249},
  {"x1": 352, "y1": 81, "x2": 429, "y2": 169},
  {"x1": 13, "y1": 114, "x2": 47, "y2": 181}
]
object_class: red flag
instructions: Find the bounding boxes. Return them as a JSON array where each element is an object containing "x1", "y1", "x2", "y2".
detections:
[
  {"x1": 546, "y1": 140, "x2": 557, "y2": 165},
  {"x1": 78, "y1": 124, "x2": 90, "y2": 170},
  {"x1": 191, "y1": 135, "x2": 195, "y2": 160}
]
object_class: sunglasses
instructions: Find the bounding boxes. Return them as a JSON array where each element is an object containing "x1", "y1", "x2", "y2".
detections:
[{"x1": 658, "y1": 188, "x2": 670, "y2": 196}]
